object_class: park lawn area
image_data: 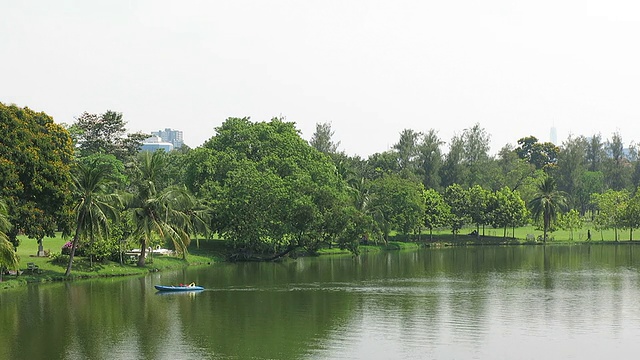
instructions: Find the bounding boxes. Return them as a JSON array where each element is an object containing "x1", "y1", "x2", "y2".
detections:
[
  {"x1": 1, "y1": 235, "x2": 224, "y2": 290},
  {"x1": 427, "y1": 223, "x2": 635, "y2": 243}
]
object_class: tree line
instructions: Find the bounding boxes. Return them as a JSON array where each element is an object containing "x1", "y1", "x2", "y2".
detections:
[{"x1": 2, "y1": 102, "x2": 640, "y2": 275}]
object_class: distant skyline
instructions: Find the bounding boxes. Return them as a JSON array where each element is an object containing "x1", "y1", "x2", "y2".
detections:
[{"x1": 3, "y1": 1, "x2": 640, "y2": 157}]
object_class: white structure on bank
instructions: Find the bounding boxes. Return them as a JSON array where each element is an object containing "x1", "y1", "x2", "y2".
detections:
[{"x1": 140, "y1": 136, "x2": 174, "y2": 152}]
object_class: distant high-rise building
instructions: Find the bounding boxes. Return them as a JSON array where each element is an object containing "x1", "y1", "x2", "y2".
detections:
[
  {"x1": 151, "y1": 128, "x2": 184, "y2": 148},
  {"x1": 550, "y1": 127, "x2": 557, "y2": 145}
]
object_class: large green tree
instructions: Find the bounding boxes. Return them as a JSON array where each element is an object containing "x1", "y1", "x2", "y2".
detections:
[
  {"x1": 467, "y1": 185, "x2": 493, "y2": 238},
  {"x1": 0, "y1": 103, "x2": 74, "y2": 252},
  {"x1": 423, "y1": 188, "x2": 450, "y2": 240},
  {"x1": 495, "y1": 144, "x2": 536, "y2": 192},
  {"x1": 490, "y1": 187, "x2": 528, "y2": 238},
  {"x1": 369, "y1": 174, "x2": 425, "y2": 242},
  {"x1": 591, "y1": 189, "x2": 629, "y2": 242},
  {"x1": 69, "y1": 110, "x2": 149, "y2": 161},
  {"x1": 188, "y1": 117, "x2": 360, "y2": 259},
  {"x1": 515, "y1": 136, "x2": 559, "y2": 171},
  {"x1": 443, "y1": 183, "x2": 469, "y2": 237}
]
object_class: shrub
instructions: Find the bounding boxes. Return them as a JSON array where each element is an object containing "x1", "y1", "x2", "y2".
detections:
[
  {"x1": 51, "y1": 253, "x2": 70, "y2": 265},
  {"x1": 61, "y1": 241, "x2": 73, "y2": 255}
]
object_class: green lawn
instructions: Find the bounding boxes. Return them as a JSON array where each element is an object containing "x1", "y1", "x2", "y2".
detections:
[
  {"x1": 394, "y1": 222, "x2": 637, "y2": 243},
  {"x1": 0, "y1": 234, "x2": 224, "y2": 289}
]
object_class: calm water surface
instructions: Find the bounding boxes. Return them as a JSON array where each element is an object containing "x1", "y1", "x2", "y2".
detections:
[{"x1": 3, "y1": 245, "x2": 640, "y2": 359}]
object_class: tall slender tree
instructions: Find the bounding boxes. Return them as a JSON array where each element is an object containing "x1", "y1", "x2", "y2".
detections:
[
  {"x1": 393, "y1": 129, "x2": 422, "y2": 173},
  {"x1": 529, "y1": 177, "x2": 567, "y2": 242},
  {"x1": 605, "y1": 132, "x2": 630, "y2": 191},
  {"x1": 416, "y1": 129, "x2": 443, "y2": 190},
  {"x1": 310, "y1": 122, "x2": 341, "y2": 155},
  {"x1": 440, "y1": 134, "x2": 468, "y2": 187},
  {"x1": 586, "y1": 133, "x2": 605, "y2": 172},
  {"x1": 556, "y1": 135, "x2": 587, "y2": 209},
  {"x1": 65, "y1": 160, "x2": 121, "y2": 276}
]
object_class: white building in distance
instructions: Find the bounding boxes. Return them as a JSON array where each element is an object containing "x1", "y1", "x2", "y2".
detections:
[
  {"x1": 151, "y1": 128, "x2": 184, "y2": 148},
  {"x1": 140, "y1": 136, "x2": 173, "y2": 152}
]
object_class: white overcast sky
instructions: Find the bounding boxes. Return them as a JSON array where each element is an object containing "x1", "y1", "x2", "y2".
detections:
[{"x1": 2, "y1": 0, "x2": 640, "y2": 157}]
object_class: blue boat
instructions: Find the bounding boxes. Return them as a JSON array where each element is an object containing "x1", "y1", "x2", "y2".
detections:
[{"x1": 154, "y1": 283, "x2": 204, "y2": 292}]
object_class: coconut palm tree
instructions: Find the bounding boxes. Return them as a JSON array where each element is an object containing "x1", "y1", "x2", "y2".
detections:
[
  {"x1": 126, "y1": 151, "x2": 204, "y2": 266},
  {"x1": 65, "y1": 161, "x2": 121, "y2": 276},
  {"x1": 529, "y1": 176, "x2": 567, "y2": 243},
  {"x1": 0, "y1": 199, "x2": 19, "y2": 280}
]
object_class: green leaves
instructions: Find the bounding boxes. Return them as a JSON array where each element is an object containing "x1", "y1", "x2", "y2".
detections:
[
  {"x1": 529, "y1": 177, "x2": 567, "y2": 242},
  {"x1": 369, "y1": 174, "x2": 425, "y2": 242},
  {"x1": 0, "y1": 102, "x2": 74, "y2": 244},
  {"x1": 190, "y1": 117, "x2": 359, "y2": 259}
]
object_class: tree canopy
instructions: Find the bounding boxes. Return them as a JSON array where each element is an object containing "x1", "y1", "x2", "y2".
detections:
[
  {"x1": 187, "y1": 117, "x2": 361, "y2": 259},
  {"x1": 0, "y1": 102, "x2": 74, "y2": 249}
]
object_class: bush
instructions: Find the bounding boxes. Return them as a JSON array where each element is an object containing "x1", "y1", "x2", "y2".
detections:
[
  {"x1": 61, "y1": 241, "x2": 73, "y2": 255},
  {"x1": 51, "y1": 253, "x2": 70, "y2": 265}
]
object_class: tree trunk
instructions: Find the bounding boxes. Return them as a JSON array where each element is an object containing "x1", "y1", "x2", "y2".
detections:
[
  {"x1": 263, "y1": 245, "x2": 298, "y2": 261},
  {"x1": 65, "y1": 213, "x2": 85, "y2": 276},
  {"x1": 119, "y1": 239, "x2": 123, "y2": 265},
  {"x1": 137, "y1": 242, "x2": 147, "y2": 267},
  {"x1": 543, "y1": 212, "x2": 549, "y2": 243},
  {"x1": 89, "y1": 241, "x2": 94, "y2": 268},
  {"x1": 65, "y1": 234, "x2": 80, "y2": 276}
]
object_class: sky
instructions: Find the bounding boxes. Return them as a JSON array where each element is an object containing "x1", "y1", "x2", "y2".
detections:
[{"x1": 2, "y1": 0, "x2": 640, "y2": 157}]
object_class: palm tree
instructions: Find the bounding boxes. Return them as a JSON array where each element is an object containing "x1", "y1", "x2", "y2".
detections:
[
  {"x1": 65, "y1": 161, "x2": 121, "y2": 276},
  {"x1": 126, "y1": 151, "x2": 204, "y2": 266},
  {"x1": 0, "y1": 199, "x2": 19, "y2": 280},
  {"x1": 529, "y1": 176, "x2": 567, "y2": 243}
]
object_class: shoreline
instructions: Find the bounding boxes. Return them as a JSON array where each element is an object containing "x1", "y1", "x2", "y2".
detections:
[{"x1": 3, "y1": 238, "x2": 638, "y2": 290}]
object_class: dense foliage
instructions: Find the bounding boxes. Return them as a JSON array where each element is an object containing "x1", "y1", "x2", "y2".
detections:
[
  {"x1": 186, "y1": 118, "x2": 362, "y2": 260},
  {"x1": 0, "y1": 103, "x2": 74, "y2": 250},
  {"x1": 7, "y1": 101, "x2": 640, "y2": 268}
]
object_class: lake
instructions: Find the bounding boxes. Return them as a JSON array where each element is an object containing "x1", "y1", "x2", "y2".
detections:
[{"x1": 3, "y1": 244, "x2": 640, "y2": 359}]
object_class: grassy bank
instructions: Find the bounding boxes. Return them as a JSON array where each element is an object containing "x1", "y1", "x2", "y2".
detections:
[
  {"x1": 0, "y1": 235, "x2": 226, "y2": 290},
  {"x1": 3, "y1": 223, "x2": 637, "y2": 290}
]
